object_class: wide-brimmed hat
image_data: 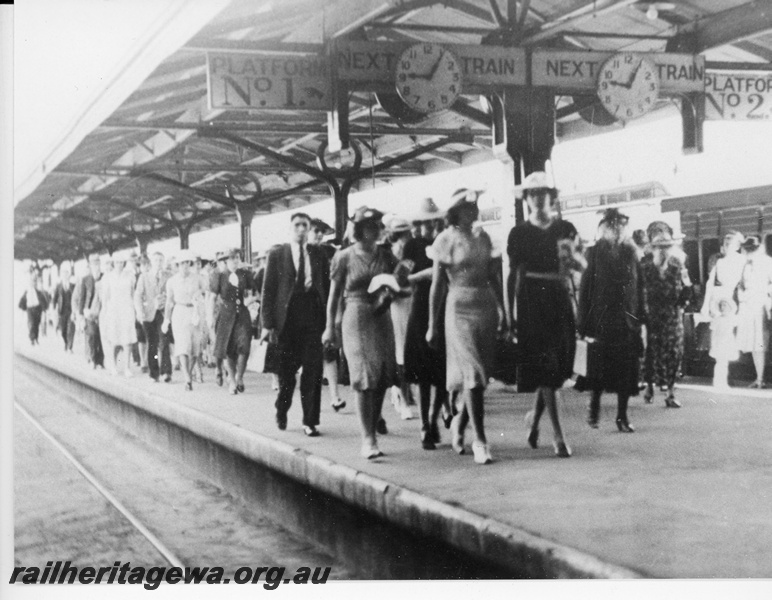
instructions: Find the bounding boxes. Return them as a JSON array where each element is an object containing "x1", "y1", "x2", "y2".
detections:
[
  {"x1": 173, "y1": 249, "x2": 198, "y2": 264},
  {"x1": 710, "y1": 295, "x2": 738, "y2": 317},
  {"x1": 410, "y1": 197, "x2": 446, "y2": 222},
  {"x1": 351, "y1": 206, "x2": 384, "y2": 224},
  {"x1": 741, "y1": 235, "x2": 761, "y2": 251},
  {"x1": 446, "y1": 188, "x2": 481, "y2": 218},
  {"x1": 226, "y1": 247, "x2": 242, "y2": 259},
  {"x1": 599, "y1": 207, "x2": 629, "y2": 226},
  {"x1": 384, "y1": 215, "x2": 412, "y2": 234},
  {"x1": 649, "y1": 230, "x2": 684, "y2": 247},
  {"x1": 310, "y1": 218, "x2": 334, "y2": 235},
  {"x1": 521, "y1": 171, "x2": 557, "y2": 193}
]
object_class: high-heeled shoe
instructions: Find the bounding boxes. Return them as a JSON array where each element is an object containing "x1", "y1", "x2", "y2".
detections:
[
  {"x1": 450, "y1": 414, "x2": 465, "y2": 455},
  {"x1": 420, "y1": 430, "x2": 436, "y2": 451},
  {"x1": 616, "y1": 418, "x2": 635, "y2": 433},
  {"x1": 185, "y1": 381, "x2": 193, "y2": 392},
  {"x1": 524, "y1": 410, "x2": 539, "y2": 449},
  {"x1": 331, "y1": 398, "x2": 346, "y2": 412},
  {"x1": 472, "y1": 441, "x2": 492, "y2": 464},
  {"x1": 361, "y1": 442, "x2": 383, "y2": 460},
  {"x1": 553, "y1": 440, "x2": 572, "y2": 458},
  {"x1": 441, "y1": 408, "x2": 453, "y2": 430},
  {"x1": 664, "y1": 395, "x2": 681, "y2": 408}
]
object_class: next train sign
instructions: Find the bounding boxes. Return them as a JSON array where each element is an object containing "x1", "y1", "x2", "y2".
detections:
[{"x1": 705, "y1": 71, "x2": 772, "y2": 120}]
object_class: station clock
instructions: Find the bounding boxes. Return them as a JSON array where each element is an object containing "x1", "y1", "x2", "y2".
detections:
[
  {"x1": 395, "y1": 43, "x2": 462, "y2": 114},
  {"x1": 596, "y1": 52, "x2": 660, "y2": 122}
]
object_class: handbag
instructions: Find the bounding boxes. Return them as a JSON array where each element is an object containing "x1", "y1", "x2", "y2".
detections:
[
  {"x1": 573, "y1": 337, "x2": 601, "y2": 378},
  {"x1": 491, "y1": 335, "x2": 518, "y2": 385}
]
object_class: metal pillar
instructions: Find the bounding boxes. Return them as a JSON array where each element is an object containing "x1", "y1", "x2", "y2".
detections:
[
  {"x1": 177, "y1": 226, "x2": 190, "y2": 250},
  {"x1": 493, "y1": 87, "x2": 556, "y2": 225},
  {"x1": 135, "y1": 236, "x2": 149, "y2": 256},
  {"x1": 235, "y1": 204, "x2": 255, "y2": 261}
]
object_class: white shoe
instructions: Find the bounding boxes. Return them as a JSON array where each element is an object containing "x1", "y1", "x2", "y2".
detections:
[
  {"x1": 361, "y1": 441, "x2": 383, "y2": 460},
  {"x1": 472, "y1": 441, "x2": 492, "y2": 465}
]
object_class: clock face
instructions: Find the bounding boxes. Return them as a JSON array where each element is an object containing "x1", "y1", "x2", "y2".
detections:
[
  {"x1": 395, "y1": 43, "x2": 461, "y2": 114},
  {"x1": 597, "y1": 53, "x2": 660, "y2": 122}
]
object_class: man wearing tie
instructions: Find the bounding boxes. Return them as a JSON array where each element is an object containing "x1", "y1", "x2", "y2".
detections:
[
  {"x1": 134, "y1": 251, "x2": 172, "y2": 382},
  {"x1": 261, "y1": 213, "x2": 329, "y2": 436},
  {"x1": 75, "y1": 254, "x2": 104, "y2": 369}
]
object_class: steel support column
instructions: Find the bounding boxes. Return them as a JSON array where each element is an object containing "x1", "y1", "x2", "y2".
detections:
[{"x1": 235, "y1": 204, "x2": 255, "y2": 261}]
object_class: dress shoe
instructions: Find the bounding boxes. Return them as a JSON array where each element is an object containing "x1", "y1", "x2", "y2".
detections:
[
  {"x1": 421, "y1": 431, "x2": 436, "y2": 450},
  {"x1": 215, "y1": 372, "x2": 223, "y2": 387},
  {"x1": 664, "y1": 395, "x2": 681, "y2": 408},
  {"x1": 616, "y1": 418, "x2": 635, "y2": 433},
  {"x1": 553, "y1": 440, "x2": 572, "y2": 458},
  {"x1": 276, "y1": 413, "x2": 287, "y2": 431},
  {"x1": 527, "y1": 427, "x2": 540, "y2": 449},
  {"x1": 748, "y1": 380, "x2": 766, "y2": 389},
  {"x1": 429, "y1": 422, "x2": 441, "y2": 445},
  {"x1": 164, "y1": 374, "x2": 172, "y2": 383},
  {"x1": 185, "y1": 382, "x2": 193, "y2": 392},
  {"x1": 331, "y1": 398, "x2": 346, "y2": 412},
  {"x1": 586, "y1": 415, "x2": 599, "y2": 429},
  {"x1": 236, "y1": 382, "x2": 245, "y2": 393},
  {"x1": 376, "y1": 418, "x2": 388, "y2": 435},
  {"x1": 472, "y1": 441, "x2": 493, "y2": 464},
  {"x1": 450, "y1": 414, "x2": 465, "y2": 455},
  {"x1": 303, "y1": 425, "x2": 320, "y2": 437},
  {"x1": 361, "y1": 441, "x2": 383, "y2": 459}
]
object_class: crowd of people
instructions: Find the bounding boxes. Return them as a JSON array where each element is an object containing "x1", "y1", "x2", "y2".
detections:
[{"x1": 19, "y1": 171, "x2": 772, "y2": 465}]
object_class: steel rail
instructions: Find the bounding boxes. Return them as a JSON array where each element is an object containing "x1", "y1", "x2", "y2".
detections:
[{"x1": 14, "y1": 399, "x2": 186, "y2": 570}]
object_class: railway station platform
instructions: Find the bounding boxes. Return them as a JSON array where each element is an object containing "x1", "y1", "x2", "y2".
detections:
[{"x1": 13, "y1": 335, "x2": 772, "y2": 579}]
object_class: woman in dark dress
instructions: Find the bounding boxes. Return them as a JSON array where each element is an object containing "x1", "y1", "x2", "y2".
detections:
[
  {"x1": 641, "y1": 222, "x2": 692, "y2": 406},
  {"x1": 403, "y1": 198, "x2": 449, "y2": 450},
  {"x1": 508, "y1": 172, "x2": 582, "y2": 458},
  {"x1": 576, "y1": 209, "x2": 645, "y2": 432}
]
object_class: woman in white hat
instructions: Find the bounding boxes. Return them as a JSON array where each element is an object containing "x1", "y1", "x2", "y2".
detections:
[
  {"x1": 163, "y1": 249, "x2": 206, "y2": 390},
  {"x1": 640, "y1": 222, "x2": 692, "y2": 406},
  {"x1": 508, "y1": 172, "x2": 580, "y2": 455},
  {"x1": 428, "y1": 189, "x2": 503, "y2": 464},
  {"x1": 102, "y1": 251, "x2": 138, "y2": 376}
]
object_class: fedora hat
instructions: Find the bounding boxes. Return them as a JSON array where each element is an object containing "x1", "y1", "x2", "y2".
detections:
[
  {"x1": 310, "y1": 218, "x2": 334, "y2": 235},
  {"x1": 741, "y1": 235, "x2": 761, "y2": 251},
  {"x1": 410, "y1": 197, "x2": 446, "y2": 222},
  {"x1": 599, "y1": 207, "x2": 630, "y2": 226}
]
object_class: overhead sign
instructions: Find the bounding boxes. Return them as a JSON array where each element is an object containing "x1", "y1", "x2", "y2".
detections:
[
  {"x1": 532, "y1": 50, "x2": 705, "y2": 93},
  {"x1": 705, "y1": 71, "x2": 772, "y2": 120},
  {"x1": 207, "y1": 53, "x2": 330, "y2": 110},
  {"x1": 334, "y1": 41, "x2": 526, "y2": 89}
]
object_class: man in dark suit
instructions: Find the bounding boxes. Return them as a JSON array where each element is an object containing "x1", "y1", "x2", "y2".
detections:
[
  {"x1": 210, "y1": 248, "x2": 258, "y2": 394},
  {"x1": 52, "y1": 263, "x2": 76, "y2": 352},
  {"x1": 261, "y1": 212, "x2": 330, "y2": 436},
  {"x1": 75, "y1": 254, "x2": 104, "y2": 368}
]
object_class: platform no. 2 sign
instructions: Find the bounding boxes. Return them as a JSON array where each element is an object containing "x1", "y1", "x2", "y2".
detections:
[{"x1": 207, "y1": 53, "x2": 330, "y2": 110}]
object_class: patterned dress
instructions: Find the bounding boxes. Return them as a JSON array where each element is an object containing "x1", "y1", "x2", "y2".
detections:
[
  {"x1": 331, "y1": 244, "x2": 398, "y2": 391},
  {"x1": 641, "y1": 254, "x2": 686, "y2": 388}
]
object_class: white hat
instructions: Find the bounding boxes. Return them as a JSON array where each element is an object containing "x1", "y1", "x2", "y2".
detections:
[
  {"x1": 384, "y1": 215, "x2": 412, "y2": 234},
  {"x1": 173, "y1": 249, "x2": 198, "y2": 264},
  {"x1": 409, "y1": 197, "x2": 446, "y2": 222},
  {"x1": 521, "y1": 171, "x2": 557, "y2": 191}
]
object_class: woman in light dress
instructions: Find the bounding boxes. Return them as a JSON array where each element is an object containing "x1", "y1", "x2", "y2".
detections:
[
  {"x1": 102, "y1": 252, "x2": 138, "y2": 376},
  {"x1": 735, "y1": 236, "x2": 772, "y2": 388},
  {"x1": 323, "y1": 207, "x2": 398, "y2": 459},
  {"x1": 163, "y1": 250, "x2": 206, "y2": 391},
  {"x1": 427, "y1": 189, "x2": 504, "y2": 465}
]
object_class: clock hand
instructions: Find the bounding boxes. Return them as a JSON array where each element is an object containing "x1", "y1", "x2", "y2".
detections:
[
  {"x1": 427, "y1": 50, "x2": 445, "y2": 80},
  {"x1": 624, "y1": 59, "x2": 643, "y2": 89}
]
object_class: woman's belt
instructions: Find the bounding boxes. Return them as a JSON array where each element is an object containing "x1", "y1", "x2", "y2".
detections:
[{"x1": 525, "y1": 271, "x2": 563, "y2": 282}]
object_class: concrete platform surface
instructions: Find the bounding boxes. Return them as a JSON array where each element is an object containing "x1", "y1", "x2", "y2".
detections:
[{"x1": 14, "y1": 336, "x2": 772, "y2": 579}]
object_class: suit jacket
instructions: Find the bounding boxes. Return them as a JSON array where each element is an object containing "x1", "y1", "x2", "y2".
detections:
[
  {"x1": 134, "y1": 268, "x2": 171, "y2": 322},
  {"x1": 261, "y1": 243, "x2": 329, "y2": 333},
  {"x1": 53, "y1": 282, "x2": 75, "y2": 317},
  {"x1": 75, "y1": 274, "x2": 98, "y2": 319}
]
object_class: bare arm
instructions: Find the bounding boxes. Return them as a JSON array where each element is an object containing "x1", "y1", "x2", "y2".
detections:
[
  {"x1": 407, "y1": 267, "x2": 433, "y2": 283},
  {"x1": 426, "y1": 260, "x2": 447, "y2": 347},
  {"x1": 322, "y1": 279, "x2": 342, "y2": 346}
]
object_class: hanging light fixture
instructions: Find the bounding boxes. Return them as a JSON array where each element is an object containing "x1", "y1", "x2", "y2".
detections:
[{"x1": 646, "y1": 5, "x2": 658, "y2": 20}]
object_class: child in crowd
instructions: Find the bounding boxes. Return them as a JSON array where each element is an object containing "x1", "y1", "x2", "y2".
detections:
[{"x1": 710, "y1": 297, "x2": 739, "y2": 389}]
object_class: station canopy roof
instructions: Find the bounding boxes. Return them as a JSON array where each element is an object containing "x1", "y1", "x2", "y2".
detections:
[{"x1": 14, "y1": 0, "x2": 772, "y2": 261}]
